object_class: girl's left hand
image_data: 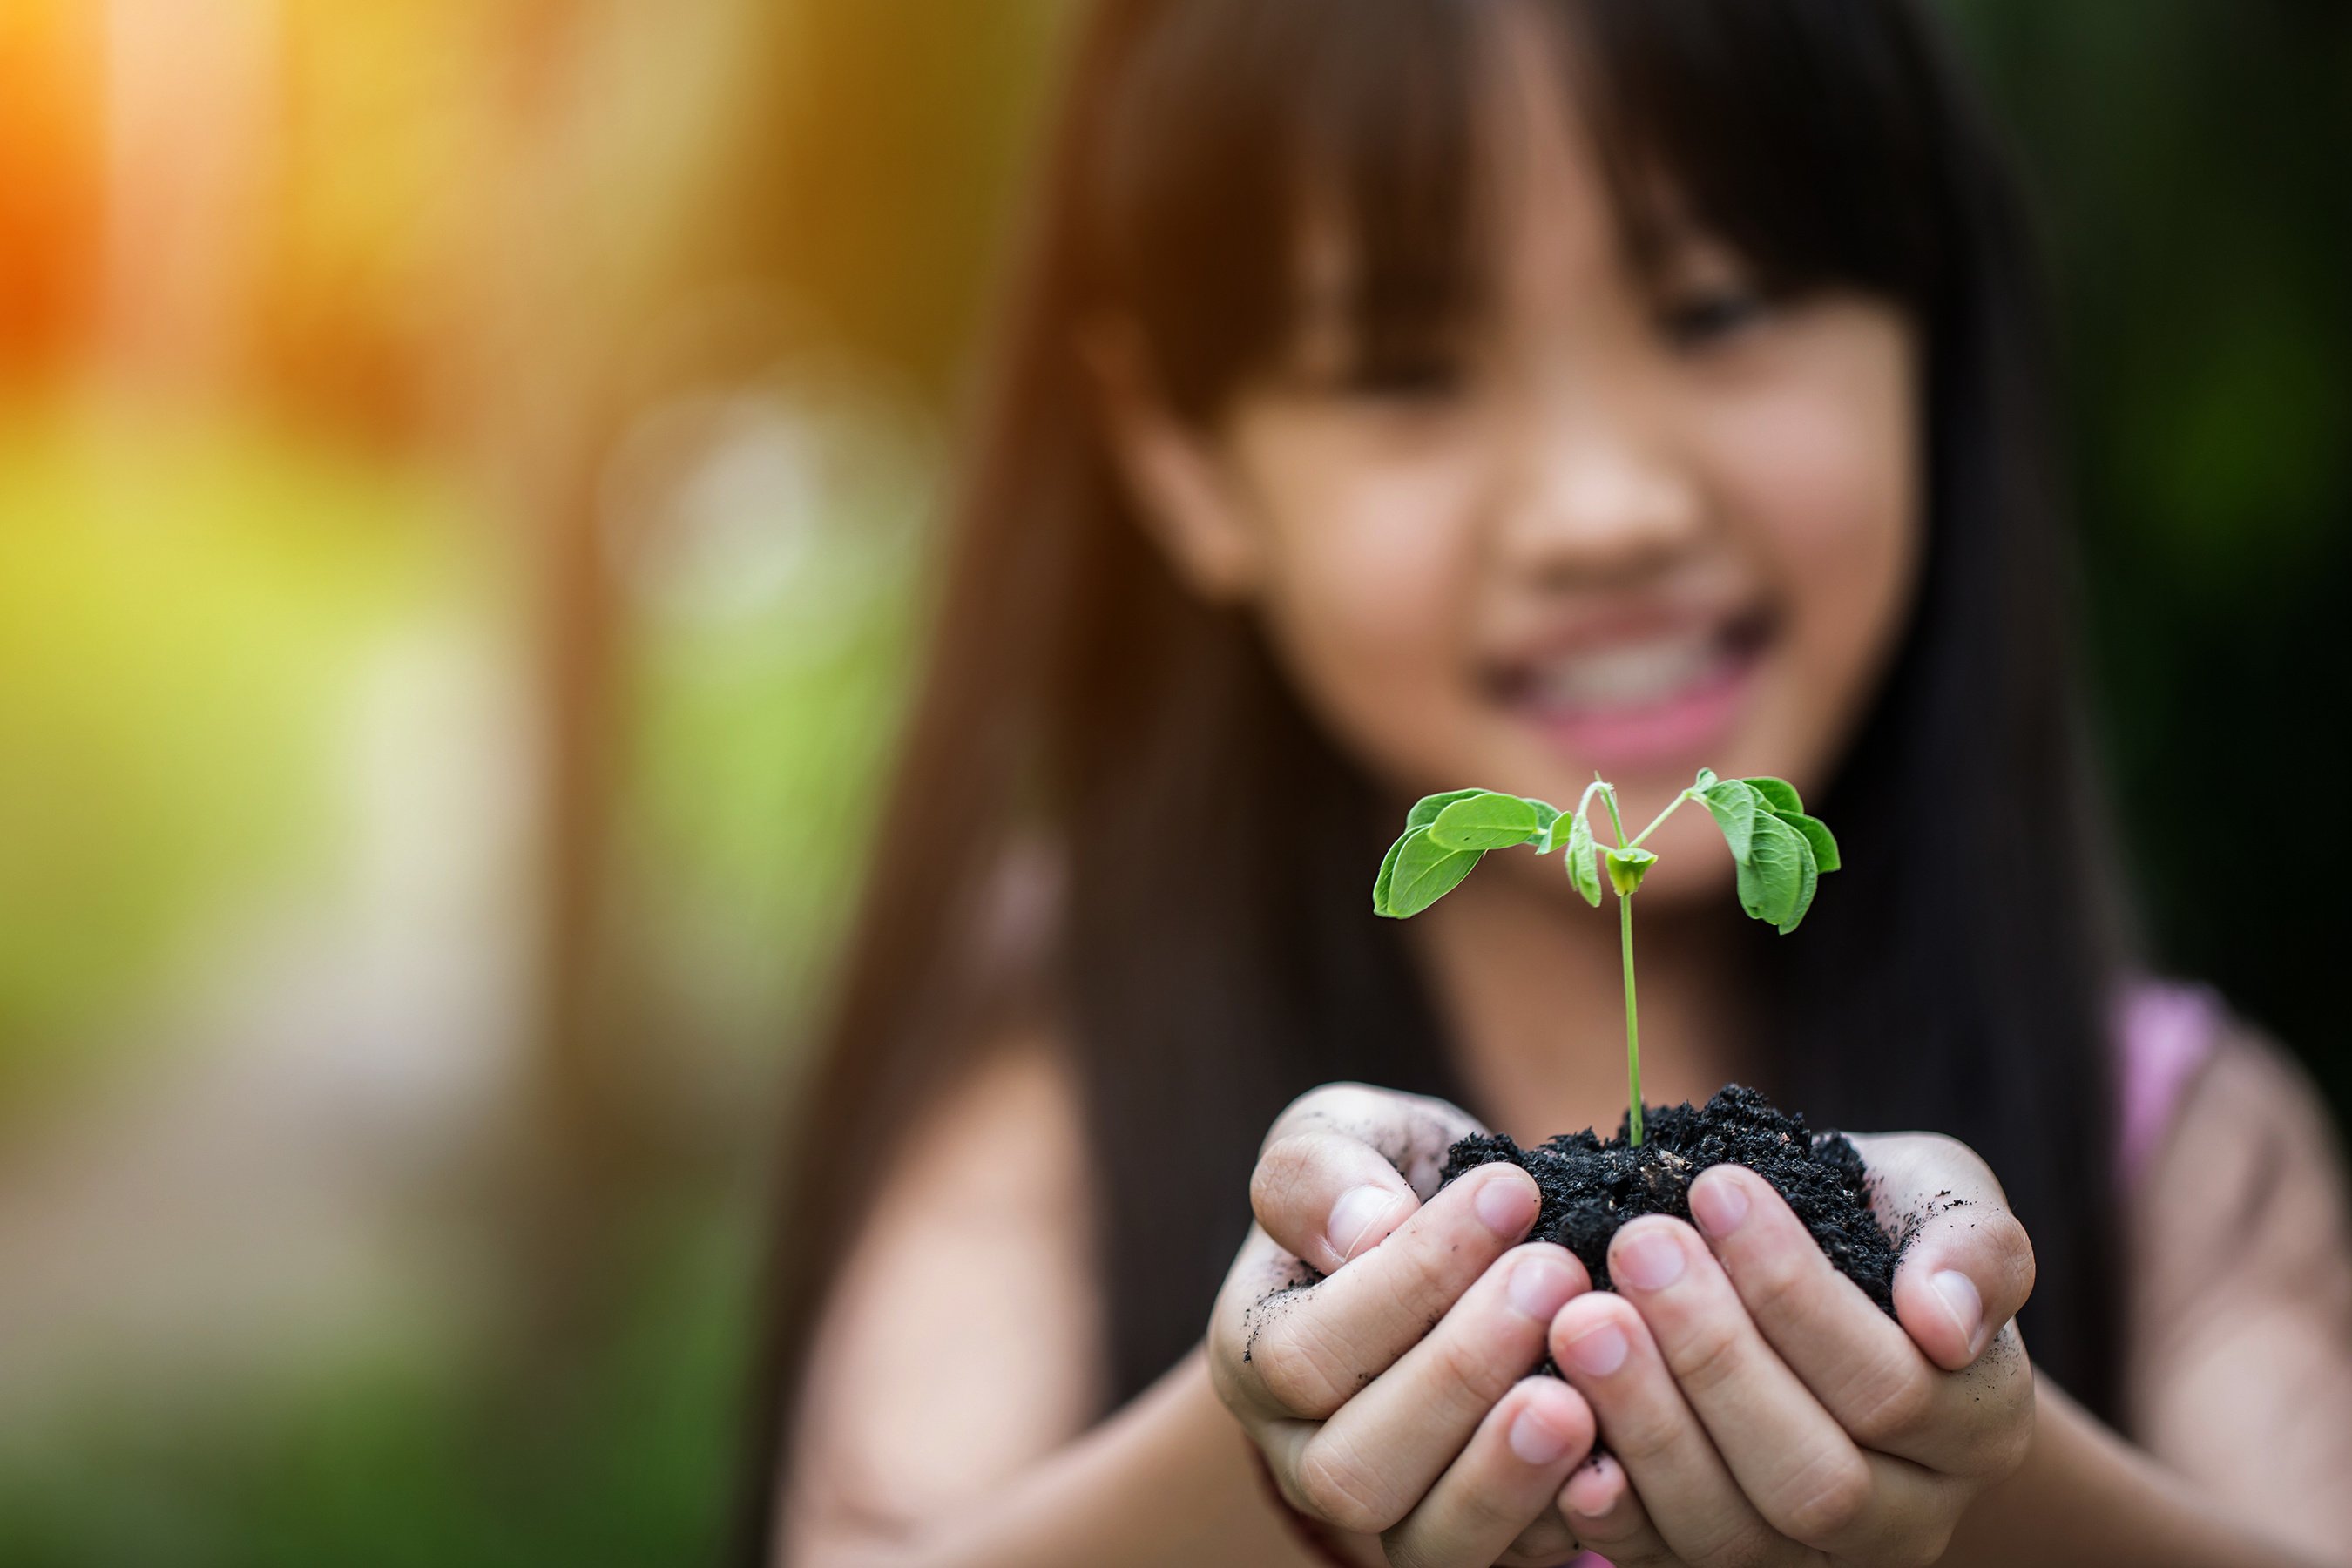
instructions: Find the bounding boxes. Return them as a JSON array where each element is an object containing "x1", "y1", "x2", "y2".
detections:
[{"x1": 1526, "y1": 1132, "x2": 2038, "y2": 1567}]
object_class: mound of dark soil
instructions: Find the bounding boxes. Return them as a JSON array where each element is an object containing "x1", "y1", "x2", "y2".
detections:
[{"x1": 1438, "y1": 1084, "x2": 1903, "y2": 1312}]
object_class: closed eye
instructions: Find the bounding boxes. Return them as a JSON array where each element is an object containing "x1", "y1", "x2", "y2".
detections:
[
  {"x1": 1342, "y1": 348, "x2": 1470, "y2": 402},
  {"x1": 1659, "y1": 285, "x2": 1773, "y2": 352}
]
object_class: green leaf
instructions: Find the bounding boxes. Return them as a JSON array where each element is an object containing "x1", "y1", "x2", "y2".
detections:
[
  {"x1": 1743, "y1": 776, "x2": 1803, "y2": 816},
  {"x1": 1781, "y1": 812, "x2": 1841, "y2": 875},
  {"x1": 1564, "y1": 813, "x2": 1601, "y2": 906},
  {"x1": 1379, "y1": 828, "x2": 1484, "y2": 917},
  {"x1": 1697, "y1": 779, "x2": 1759, "y2": 862},
  {"x1": 1429, "y1": 791, "x2": 1548, "y2": 850},
  {"x1": 1406, "y1": 788, "x2": 1488, "y2": 832},
  {"x1": 1734, "y1": 812, "x2": 1809, "y2": 926},
  {"x1": 1528, "y1": 798, "x2": 1574, "y2": 853},
  {"x1": 1694, "y1": 767, "x2": 1719, "y2": 790},
  {"x1": 1373, "y1": 828, "x2": 1414, "y2": 914},
  {"x1": 1605, "y1": 845, "x2": 1659, "y2": 896},
  {"x1": 1776, "y1": 838, "x2": 1821, "y2": 934}
]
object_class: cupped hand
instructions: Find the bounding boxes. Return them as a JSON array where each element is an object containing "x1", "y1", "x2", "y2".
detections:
[
  {"x1": 1208, "y1": 1082, "x2": 1603, "y2": 1567},
  {"x1": 1544, "y1": 1131, "x2": 2038, "y2": 1566}
]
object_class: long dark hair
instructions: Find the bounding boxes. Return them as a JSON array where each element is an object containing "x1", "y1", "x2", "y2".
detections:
[{"x1": 741, "y1": 0, "x2": 2126, "y2": 1552}]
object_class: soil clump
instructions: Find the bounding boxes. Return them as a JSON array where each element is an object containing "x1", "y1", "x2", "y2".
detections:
[{"x1": 1438, "y1": 1084, "x2": 1903, "y2": 1311}]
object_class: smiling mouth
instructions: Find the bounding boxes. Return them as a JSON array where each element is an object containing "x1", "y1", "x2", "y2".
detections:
[{"x1": 1484, "y1": 606, "x2": 1776, "y2": 767}]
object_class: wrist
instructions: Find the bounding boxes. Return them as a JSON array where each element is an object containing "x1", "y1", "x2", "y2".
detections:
[
  {"x1": 1945, "y1": 1375, "x2": 2325, "y2": 1568},
  {"x1": 1245, "y1": 1437, "x2": 1370, "y2": 1567}
]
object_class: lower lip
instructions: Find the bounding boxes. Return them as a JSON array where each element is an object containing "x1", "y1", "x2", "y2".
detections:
[{"x1": 1503, "y1": 643, "x2": 1763, "y2": 773}]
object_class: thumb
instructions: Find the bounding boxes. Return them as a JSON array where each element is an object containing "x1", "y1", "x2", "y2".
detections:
[
  {"x1": 1847, "y1": 1131, "x2": 2037, "y2": 1370},
  {"x1": 1250, "y1": 1083, "x2": 1488, "y2": 1274},
  {"x1": 1252, "y1": 1130, "x2": 1421, "y2": 1274}
]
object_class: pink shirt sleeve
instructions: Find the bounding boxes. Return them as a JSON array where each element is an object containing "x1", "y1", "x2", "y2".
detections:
[
  {"x1": 2118, "y1": 989, "x2": 2352, "y2": 1558},
  {"x1": 2112, "y1": 978, "x2": 2223, "y2": 1194}
]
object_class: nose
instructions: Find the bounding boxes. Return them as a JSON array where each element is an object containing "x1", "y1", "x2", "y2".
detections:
[{"x1": 1493, "y1": 379, "x2": 1706, "y2": 589}]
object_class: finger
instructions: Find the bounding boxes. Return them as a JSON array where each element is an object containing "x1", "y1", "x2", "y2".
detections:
[
  {"x1": 1379, "y1": 1377, "x2": 1596, "y2": 1568},
  {"x1": 1297, "y1": 1243, "x2": 1587, "y2": 1532},
  {"x1": 1548, "y1": 1292, "x2": 1788, "y2": 1567},
  {"x1": 1262, "y1": 1082, "x2": 1489, "y2": 1199},
  {"x1": 1253, "y1": 1084, "x2": 1490, "y2": 1274},
  {"x1": 1688, "y1": 1165, "x2": 1948, "y2": 1462},
  {"x1": 1847, "y1": 1132, "x2": 2036, "y2": 1370},
  {"x1": 1559, "y1": 1455, "x2": 1679, "y2": 1567},
  {"x1": 1688, "y1": 1165, "x2": 2035, "y2": 1482},
  {"x1": 1239, "y1": 1163, "x2": 1541, "y2": 1419},
  {"x1": 1610, "y1": 1214, "x2": 1947, "y2": 1557},
  {"x1": 1495, "y1": 1501, "x2": 1585, "y2": 1568},
  {"x1": 1208, "y1": 1221, "x2": 1325, "y2": 1427},
  {"x1": 1254, "y1": 1129, "x2": 1423, "y2": 1274}
]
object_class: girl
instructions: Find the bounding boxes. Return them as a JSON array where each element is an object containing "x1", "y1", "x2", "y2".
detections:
[{"x1": 751, "y1": 1, "x2": 2352, "y2": 1563}]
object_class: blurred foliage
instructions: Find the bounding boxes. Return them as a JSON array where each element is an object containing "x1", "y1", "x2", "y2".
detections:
[
  {"x1": 0, "y1": 1196, "x2": 749, "y2": 1568},
  {"x1": 0, "y1": 404, "x2": 476, "y2": 1108},
  {"x1": 613, "y1": 377, "x2": 930, "y2": 1064},
  {"x1": 1946, "y1": 0, "x2": 2352, "y2": 1101},
  {"x1": 726, "y1": 0, "x2": 1064, "y2": 401}
]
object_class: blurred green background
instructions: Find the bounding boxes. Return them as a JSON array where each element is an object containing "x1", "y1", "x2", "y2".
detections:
[{"x1": 0, "y1": 1, "x2": 2343, "y2": 1562}]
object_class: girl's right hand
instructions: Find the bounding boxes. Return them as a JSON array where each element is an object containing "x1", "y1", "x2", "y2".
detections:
[{"x1": 1208, "y1": 1083, "x2": 1600, "y2": 1567}]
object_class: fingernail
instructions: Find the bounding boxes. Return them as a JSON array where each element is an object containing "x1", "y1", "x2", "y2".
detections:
[
  {"x1": 1561, "y1": 1321, "x2": 1628, "y2": 1378},
  {"x1": 1474, "y1": 1173, "x2": 1537, "y2": 1240},
  {"x1": 1327, "y1": 1186, "x2": 1401, "y2": 1261},
  {"x1": 1508, "y1": 1254, "x2": 1579, "y2": 1321},
  {"x1": 1509, "y1": 1403, "x2": 1578, "y2": 1466},
  {"x1": 1932, "y1": 1270, "x2": 1985, "y2": 1358},
  {"x1": 1689, "y1": 1171, "x2": 1749, "y2": 1240},
  {"x1": 1612, "y1": 1227, "x2": 1687, "y2": 1292},
  {"x1": 1562, "y1": 1456, "x2": 1620, "y2": 1517}
]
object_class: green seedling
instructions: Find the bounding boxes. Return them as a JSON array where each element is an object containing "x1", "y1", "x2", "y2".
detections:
[{"x1": 1371, "y1": 769, "x2": 1841, "y2": 1146}]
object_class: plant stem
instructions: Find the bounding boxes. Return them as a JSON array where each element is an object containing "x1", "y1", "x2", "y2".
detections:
[
  {"x1": 1593, "y1": 779, "x2": 1646, "y2": 1145},
  {"x1": 1628, "y1": 787, "x2": 1697, "y2": 849},
  {"x1": 1620, "y1": 888, "x2": 1643, "y2": 1146}
]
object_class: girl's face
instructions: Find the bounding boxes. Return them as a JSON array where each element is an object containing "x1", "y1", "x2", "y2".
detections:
[{"x1": 1097, "y1": 40, "x2": 1923, "y2": 907}]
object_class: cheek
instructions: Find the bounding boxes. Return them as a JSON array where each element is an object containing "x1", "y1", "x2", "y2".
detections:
[
  {"x1": 1740, "y1": 404, "x2": 1915, "y2": 646},
  {"x1": 1231, "y1": 414, "x2": 1495, "y2": 791},
  {"x1": 1705, "y1": 324, "x2": 1921, "y2": 771}
]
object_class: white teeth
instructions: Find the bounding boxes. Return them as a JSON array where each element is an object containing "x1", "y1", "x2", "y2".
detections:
[{"x1": 1526, "y1": 632, "x2": 1720, "y2": 711}]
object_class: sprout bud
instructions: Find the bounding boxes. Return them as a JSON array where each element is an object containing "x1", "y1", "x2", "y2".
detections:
[{"x1": 1605, "y1": 846, "x2": 1659, "y2": 896}]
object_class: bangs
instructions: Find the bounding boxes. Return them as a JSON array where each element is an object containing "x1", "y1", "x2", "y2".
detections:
[
  {"x1": 1561, "y1": 0, "x2": 1950, "y2": 307},
  {"x1": 1079, "y1": 0, "x2": 1954, "y2": 420}
]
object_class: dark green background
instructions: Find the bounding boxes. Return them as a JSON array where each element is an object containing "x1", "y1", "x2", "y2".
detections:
[{"x1": 1954, "y1": 1, "x2": 2352, "y2": 1108}]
